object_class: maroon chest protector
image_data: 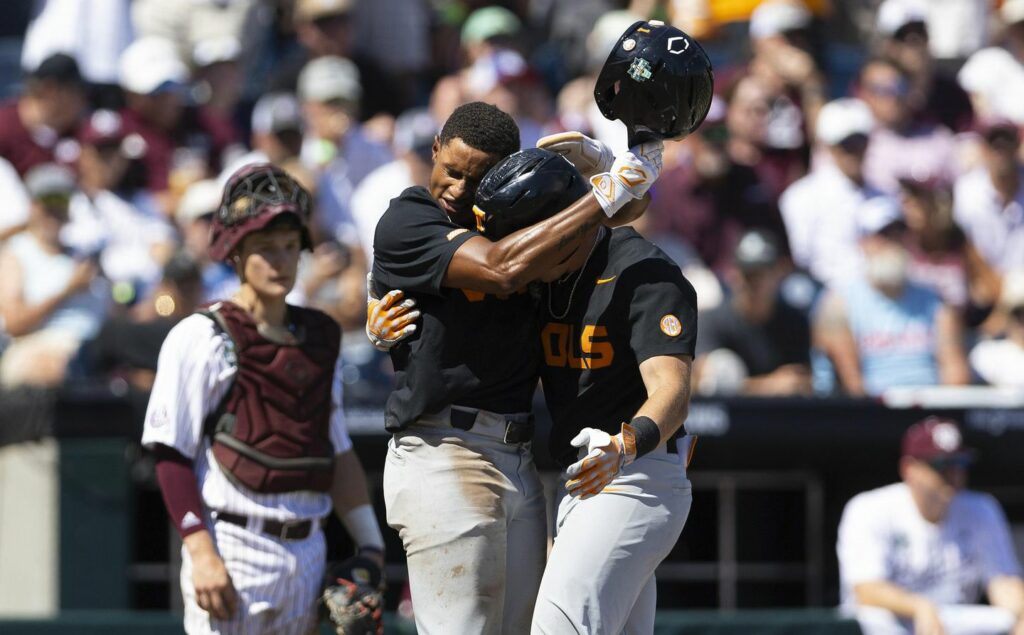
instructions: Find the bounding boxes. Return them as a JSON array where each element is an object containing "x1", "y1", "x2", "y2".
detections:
[{"x1": 202, "y1": 301, "x2": 340, "y2": 494}]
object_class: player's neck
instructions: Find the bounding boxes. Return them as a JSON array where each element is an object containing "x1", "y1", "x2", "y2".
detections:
[{"x1": 233, "y1": 286, "x2": 287, "y2": 328}]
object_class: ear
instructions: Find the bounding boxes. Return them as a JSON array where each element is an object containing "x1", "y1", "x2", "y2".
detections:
[
  {"x1": 898, "y1": 456, "x2": 915, "y2": 482},
  {"x1": 432, "y1": 136, "x2": 441, "y2": 163}
]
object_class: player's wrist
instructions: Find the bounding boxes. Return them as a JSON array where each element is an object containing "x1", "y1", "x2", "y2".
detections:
[
  {"x1": 590, "y1": 173, "x2": 638, "y2": 218},
  {"x1": 627, "y1": 416, "x2": 662, "y2": 459},
  {"x1": 342, "y1": 504, "x2": 385, "y2": 553}
]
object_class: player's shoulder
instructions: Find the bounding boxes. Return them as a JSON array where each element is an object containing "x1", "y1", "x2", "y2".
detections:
[
  {"x1": 158, "y1": 312, "x2": 233, "y2": 365},
  {"x1": 843, "y1": 482, "x2": 908, "y2": 516},
  {"x1": 608, "y1": 227, "x2": 695, "y2": 296},
  {"x1": 381, "y1": 186, "x2": 439, "y2": 220},
  {"x1": 374, "y1": 186, "x2": 447, "y2": 244}
]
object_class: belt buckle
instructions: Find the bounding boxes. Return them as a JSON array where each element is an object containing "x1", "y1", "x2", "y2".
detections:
[{"x1": 277, "y1": 519, "x2": 307, "y2": 541}]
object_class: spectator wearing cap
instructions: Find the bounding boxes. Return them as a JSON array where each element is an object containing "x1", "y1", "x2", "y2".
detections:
[
  {"x1": 118, "y1": 37, "x2": 240, "y2": 216},
  {"x1": 0, "y1": 164, "x2": 109, "y2": 387},
  {"x1": 898, "y1": 176, "x2": 1000, "y2": 324},
  {"x1": 643, "y1": 95, "x2": 790, "y2": 275},
  {"x1": 693, "y1": 229, "x2": 811, "y2": 396},
  {"x1": 875, "y1": 0, "x2": 974, "y2": 133},
  {"x1": 970, "y1": 273, "x2": 1024, "y2": 388},
  {"x1": 350, "y1": 108, "x2": 436, "y2": 265},
  {"x1": 837, "y1": 417, "x2": 1024, "y2": 635},
  {"x1": 724, "y1": 74, "x2": 808, "y2": 202},
  {"x1": 175, "y1": 179, "x2": 238, "y2": 304},
  {"x1": 746, "y1": 0, "x2": 826, "y2": 154},
  {"x1": 0, "y1": 53, "x2": 87, "y2": 177},
  {"x1": 952, "y1": 120, "x2": 1024, "y2": 274},
  {"x1": 218, "y1": 92, "x2": 305, "y2": 185},
  {"x1": 814, "y1": 199, "x2": 969, "y2": 396},
  {"x1": 61, "y1": 109, "x2": 176, "y2": 305},
  {"x1": 297, "y1": 55, "x2": 391, "y2": 248},
  {"x1": 856, "y1": 57, "x2": 959, "y2": 196},
  {"x1": 780, "y1": 98, "x2": 892, "y2": 287},
  {"x1": 269, "y1": 0, "x2": 406, "y2": 120},
  {"x1": 958, "y1": 0, "x2": 1024, "y2": 125}
]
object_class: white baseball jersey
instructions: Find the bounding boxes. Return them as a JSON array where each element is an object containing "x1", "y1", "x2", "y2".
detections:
[
  {"x1": 837, "y1": 482, "x2": 1022, "y2": 607},
  {"x1": 142, "y1": 312, "x2": 353, "y2": 523}
]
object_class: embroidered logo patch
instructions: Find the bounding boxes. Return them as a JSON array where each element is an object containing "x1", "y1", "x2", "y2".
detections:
[{"x1": 660, "y1": 314, "x2": 682, "y2": 337}]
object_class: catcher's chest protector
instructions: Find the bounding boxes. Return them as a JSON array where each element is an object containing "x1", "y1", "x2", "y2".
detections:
[{"x1": 205, "y1": 301, "x2": 339, "y2": 493}]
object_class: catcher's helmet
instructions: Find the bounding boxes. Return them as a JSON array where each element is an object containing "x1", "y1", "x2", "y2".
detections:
[
  {"x1": 473, "y1": 148, "x2": 589, "y2": 240},
  {"x1": 209, "y1": 163, "x2": 313, "y2": 262},
  {"x1": 594, "y1": 20, "x2": 714, "y2": 143}
]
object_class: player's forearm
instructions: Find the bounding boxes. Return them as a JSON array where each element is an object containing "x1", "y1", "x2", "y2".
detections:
[
  {"x1": 331, "y1": 450, "x2": 385, "y2": 554},
  {"x1": 634, "y1": 355, "x2": 693, "y2": 441},
  {"x1": 853, "y1": 581, "x2": 934, "y2": 618}
]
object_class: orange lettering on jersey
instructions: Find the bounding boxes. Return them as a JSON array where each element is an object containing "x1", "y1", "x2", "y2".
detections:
[{"x1": 542, "y1": 322, "x2": 615, "y2": 370}]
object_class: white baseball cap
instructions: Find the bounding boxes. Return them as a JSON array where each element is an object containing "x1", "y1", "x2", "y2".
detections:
[
  {"x1": 749, "y1": 0, "x2": 812, "y2": 40},
  {"x1": 297, "y1": 56, "x2": 362, "y2": 104},
  {"x1": 119, "y1": 37, "x2": 189, "y2": 95},
  {"x1": 876, "y1": 0, "x2": 928, "y2": 36},
  {"x1": 176, "y1": 179, "x2": 222, "y2": 225},
  {"x1": 1003, "y1": 0, "x2": 1024, "y2": 26},
  {"x1": 857, "y1": 196, "x2": 904, "y2": 237},
  {"x1": 815, "y1": 98, "x2": 874, "y2": 146}
]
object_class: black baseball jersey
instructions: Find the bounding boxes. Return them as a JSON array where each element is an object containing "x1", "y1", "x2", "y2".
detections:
[
  {"x1": 539, "y1": 227, "x2": 698, "y2": 466},
  {"x1": 372, "y1": 186, "x2": 541, "y2": 431}
]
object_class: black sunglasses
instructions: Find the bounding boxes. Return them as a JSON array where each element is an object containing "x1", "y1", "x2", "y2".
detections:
[{"x1": 927, "y1": 455, "x2": 972, "y2": 471}]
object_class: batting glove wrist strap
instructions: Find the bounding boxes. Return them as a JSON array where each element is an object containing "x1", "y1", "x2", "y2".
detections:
[{"x1": 589, "y1": 140, "x2": 664, "y2": 218}]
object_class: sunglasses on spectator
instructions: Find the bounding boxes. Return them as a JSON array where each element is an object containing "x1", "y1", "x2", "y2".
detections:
[
  {"x1": 312, "y1": 14, "x2": 350, "y2": 31},
  {"x1": 926, "y1": 455, "x2": 972, "y2": 471},
  {"x1": 837, "y1": 133, "x2": 869, "y2": 154},
  {"x1": 984, "y1": 127, "x2": 1020, "y2": 149},
  {"x1": 863, "y1": 80, "x2": 909, "y2": 98},
  {"x1": 892, "y1": 22, "x2": 927, "y2": 43}
]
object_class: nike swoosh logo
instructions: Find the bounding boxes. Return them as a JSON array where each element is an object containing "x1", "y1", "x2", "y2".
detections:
[{"x1": 596, "y1": 276, "x2": 616, "y2": 284}]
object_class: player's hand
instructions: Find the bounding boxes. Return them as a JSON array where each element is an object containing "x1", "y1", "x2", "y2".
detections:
[
  {"x1": 192, "y1": 550, "x2": 239, "y2": 621},
  {"x1": 366, "y1": 273, "x2": 419, "y2": 351},
  {"x1": 537, "y1": 131, "x2": 614, "y2": 180},
  {"x1": 590, "y1": 141, "x2": 664, "y2": 218},
  {"x1": 564, "y1": 424, "x2": 638, "y2": 499},
  {"x1": 912, "y1": 599, "x2": 946, "y2": 635}
]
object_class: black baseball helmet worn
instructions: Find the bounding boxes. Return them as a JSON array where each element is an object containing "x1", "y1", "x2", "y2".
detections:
[
  {"x1": 594, "y1": 20, "x2": 714, "y2": 144},
  {"x1": 473, "y1": 148, "x2": 589, "y2": 240}
]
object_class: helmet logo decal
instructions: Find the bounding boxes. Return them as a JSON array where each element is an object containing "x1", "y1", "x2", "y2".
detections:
[
  {"x1": 667, "y1": 36, "x2": 690, "y2": 54},
  {"x1": 627, "y1": 58, "x2": 653, "y2": 82},
  {"x1": 623, "y1": 38, "x2": 637, "y2": 52}
]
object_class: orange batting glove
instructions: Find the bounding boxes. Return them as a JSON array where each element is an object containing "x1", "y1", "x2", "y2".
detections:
[
  {"x1": 564, "y1": 423, "x2": 638, "y2": 499},
  {"x1": 366, "y1": 273, "x2": 420, "y2": 351}
]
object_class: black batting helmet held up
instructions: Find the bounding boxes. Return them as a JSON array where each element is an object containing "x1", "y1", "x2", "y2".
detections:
[
  {"x1": 473, "y1": 148, "x2": 590, "y2": 240},
  {"x1": 594, "y1": 20, "x2": 714, "y2": 143}
]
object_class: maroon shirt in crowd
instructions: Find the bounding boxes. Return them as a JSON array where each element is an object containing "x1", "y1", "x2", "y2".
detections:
[{"x1": 0, "y1": 100, "x2": 79, "y2": 176}]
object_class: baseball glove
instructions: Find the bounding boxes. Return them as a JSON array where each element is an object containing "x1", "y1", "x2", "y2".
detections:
[{"x1": 320, "y1": 555, "x2": 384, "y2": 635}]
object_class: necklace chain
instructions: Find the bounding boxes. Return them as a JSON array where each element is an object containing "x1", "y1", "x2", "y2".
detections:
[{"x1": 547, "y1": 227, "x2": 605, "y2": 320}]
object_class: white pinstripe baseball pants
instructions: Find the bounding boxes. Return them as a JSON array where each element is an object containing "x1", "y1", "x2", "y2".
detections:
[{"x1": 180, "y1": 517, "x2": 325, "y2": 635}]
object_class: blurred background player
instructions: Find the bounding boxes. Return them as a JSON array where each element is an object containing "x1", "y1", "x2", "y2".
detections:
[
  {"x1": 837, "y1": 416, "x2": 1024, "y2": 635},
  {"x1": 141, "y1": 164, "x2": 386, "y2": 634}
]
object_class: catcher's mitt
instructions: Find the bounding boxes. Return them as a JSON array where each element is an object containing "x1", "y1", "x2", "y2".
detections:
[{"x1": 320, "y1": 555, "x2": 384, "y2": 635}]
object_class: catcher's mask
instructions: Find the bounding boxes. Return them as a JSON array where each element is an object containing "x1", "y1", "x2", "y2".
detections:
[
  {"x1": 209, "y1": 162, "x2": 313, "y2": 262},
  {"x1": 594, "y1": 20, "x2": 714, "y2": 144},
  {"x1": 473, "y1": 148, "x2": 589, "y2": 241}
]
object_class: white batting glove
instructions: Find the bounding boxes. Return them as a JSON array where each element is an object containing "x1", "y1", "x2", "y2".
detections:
[
  {"x1": 365, "y1": 273, "x2": 420, "y2": 351},
  {"x1": 536, "y1": 131, "x2": 614, "y2": 180},
  {"x1": 589, "y1": 140, "x2": 664, "y2": 218},
  {"x1": 564, "y1": 424, "x2": 638, "y2": 499}
]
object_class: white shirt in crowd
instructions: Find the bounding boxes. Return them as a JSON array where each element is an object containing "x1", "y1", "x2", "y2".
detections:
[
  {"x1": 141, "y1": 314, "x2": 352, "y2": 523},
  {"x1": 953, "y1": 167, "x2": 1024, "y2": 273},
  {"x1": 20, "y1": 0, "x2": 133, "y2": 84},
  {"x1": 837, "y1": 482, "x2": 1022, "y2": 608},
  {"x1": 970, "y1": 338, "x2": 1024, "y2": 388},
  {"x1": 349, "y1": 159, "x2": 416, "y2": 266},
  {"x1": 0, "y1": 157, "x2": 29, "y2": 235},
  {"x1": 780, "y1": 164, "x2": 889, "y2": 287}
]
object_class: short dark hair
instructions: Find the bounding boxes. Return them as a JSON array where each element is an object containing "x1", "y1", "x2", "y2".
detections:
[{"x1": 438, "y1": 102, "x2": 519, "y2": 158}]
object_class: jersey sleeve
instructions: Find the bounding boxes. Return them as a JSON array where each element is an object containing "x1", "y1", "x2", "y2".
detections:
[
  {"x1": 372, "y1": 188, "x2": 477, "y2": 296},
  {"x1": 141, "y1": 315, "x2": 232, "y2": 460},
  {"x1": 836, "y1": 493, "x2": 890, "y2": 586},
  {"x1": 329, "y1": 354, "x2": 353, "y2": 454},
  {"x1": 974, "y1": 494, "x2": 1023, "y2": 582},
  {"x1": 627, "y1": 260, "x2": 699, "y2": 363}
]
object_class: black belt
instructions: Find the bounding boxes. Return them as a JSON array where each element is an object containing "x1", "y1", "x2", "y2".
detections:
[
  {"x1": 449, "y1": 408, "x2": 535, "y2": 444},
  {"x1": 216, "y1": 512, "x2": 319, "y2": 541}
]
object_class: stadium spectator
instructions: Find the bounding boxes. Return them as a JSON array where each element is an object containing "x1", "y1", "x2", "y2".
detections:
[
  {"x1": 0, "y1": 157, "x2": 31, "y2": 242},
  {"x1": 62, "y1": 109, "x2": 176, "y2": 305},
  {"x1": 857, "y1": 57, "x2": 958, "y2": 195},
  {"x1": 837, "y1": 417, "x2": 1024, "y2": 635},
  {"x1": 175, "y1": 179, "x2": 238, "y2": 303},
  {"x1": 814, "y1": 199, "x2": 969, "y2": 396},
  {"x1": 646, "y1": 97, "x2": 789, "y2": 274},
  {"x1": 970, "y1": 273, "x2": 1024, "y2": 388},
  {"x1": 0, "y1": 53, "x2": 87, "y2": 177},
  {"x1": 780, "y1": 98, "x2": 890, "y2": 287},
  {"x1": 219, "y1": 92, "x2": 305, "y2": 183},
  {"x1": 350, "y1": 108, "x2": 436, "y2": 265},
  {"x1": 725, "y1": 73, "x2": 808, "y2": 203},
  {"x1": 957, "y1": 1, "x2": 1024, "y2": 125},
  {"x1": 898, "y1": 176, "x2": 1001, "y2": 325},
  {"x1": 952, "y1": 120, "x2": 1024, "y2": 274},
  {"x1": 0, "y1": 165, "x2": 109, "y2": 387},
  {"x1": 694, "y1": 229, "x2": 811, "y2": 396},
  {"x1": 874, "y1": 0, "x2": 974, "y2": 133}
]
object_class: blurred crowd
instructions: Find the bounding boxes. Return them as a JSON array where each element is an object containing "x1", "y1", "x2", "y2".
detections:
[{"x1": 0, "y1": 0, "x2": 1023, "y2": 402}]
